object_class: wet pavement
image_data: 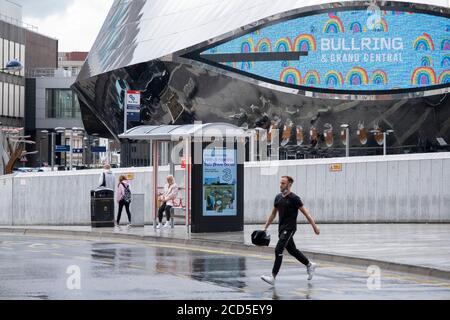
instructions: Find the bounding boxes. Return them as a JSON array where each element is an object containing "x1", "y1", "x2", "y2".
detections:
[
  {"x1": 1, "y1": 234, "x2": 450, "y2": 300},
  {"x1": 3, "y1": 223, "x2": 450, "y2": 272}
]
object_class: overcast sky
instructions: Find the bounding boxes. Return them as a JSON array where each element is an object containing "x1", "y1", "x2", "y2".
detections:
[{"x1": 15, "y1": 0, "x2": 114, "y2": 52}]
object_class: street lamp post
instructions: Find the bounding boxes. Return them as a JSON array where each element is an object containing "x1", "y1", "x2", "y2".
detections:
[
  {"x1": 69, "y1": 127, "x2": 84, "y2": 171},
  {"x1": 39, "y1": 129, "x2": 49, "y2": 167},
  {"x1": 83, "y1": 136, "x2": 88, "y2": 167},
  {"x1": 54, "y1": 127, "x2": 65, "y2": 170},
  {"x1": 341, "y1": 124, "x2": 350, "y2": 157},
  {"x1": 91, "y1": 133, "x2": 99, "y2": 167},
  {"x1": 371, "y1": 128, "x2": 394, "y2": 156},
  {"x1": 69, "y1": 130, "x2": 73, "y2": 170},
  {"x1": 383, "y1": 130, "x2": 394, "y2": 156},
  {"x1": 39, "y1": 130, "x2": 53, "y2": 171},
  {"x1": 51, "y1": 132, "x2": 55, "y2": 171}
]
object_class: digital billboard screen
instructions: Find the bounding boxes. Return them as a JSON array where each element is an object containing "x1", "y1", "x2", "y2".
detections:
[
  {"x1": 202, "y1": 148, "x2": 237, "y2": 217},
  {"x1": 201, "y1": 8, "x2": 450, "y2": 93}
]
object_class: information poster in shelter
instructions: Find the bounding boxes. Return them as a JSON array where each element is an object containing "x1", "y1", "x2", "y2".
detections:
[{"x1": 203, "y1": 148, "x2": 237, "y2": 216}]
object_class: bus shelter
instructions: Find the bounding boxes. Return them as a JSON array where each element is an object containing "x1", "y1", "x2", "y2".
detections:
[{"x1": 119, "y1": 123, "x2": 248, "y2": 233}]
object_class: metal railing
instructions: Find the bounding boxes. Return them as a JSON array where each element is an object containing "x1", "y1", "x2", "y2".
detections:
[{"x1": 0, "y1": 13, "x2": 38, "y2": 32}]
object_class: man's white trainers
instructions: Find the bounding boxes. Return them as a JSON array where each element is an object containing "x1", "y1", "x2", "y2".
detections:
[
  {"x1": 261, "y1": 275, "x2": 275, "y2": 286},
  {"x1": 156, "y1": 223, "x2": 161, "y2": 229},
  {"x1": 307, "y1": 262, "x2": 316, "y2": 280},
  {"x1": 163, "y1": 221, "x2": 171, "y2": 228}
]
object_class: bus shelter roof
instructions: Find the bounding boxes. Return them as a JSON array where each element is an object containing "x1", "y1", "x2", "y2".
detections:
[{"x1": 118, "y1": 123, "x2": 248, "y2": 141}]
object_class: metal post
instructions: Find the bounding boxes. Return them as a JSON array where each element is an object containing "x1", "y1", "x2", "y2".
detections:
[
  {"x1": 51, "y1": 132, "x2": 55, "y2": 171},
  {"x1": 383, "y1": 132, "x2": 387, "y2": 156},
  {"x1": 69, "y1": 130, "x2": 73, "y2": 170},
  {"x1": 83, "y1": 137, "x2": 86, "y2": 166},
  {"x1": 39, "y1": 138, "x2": 42, "y2": 166},
  {"x1": 0, "y1": 129, "x2": 4, "y2": 175},
  {"x1": 152, "y1": 140, "x2": 158, "y2": 229},
  {"x1": 185, "y1": 137, "x2": 190, "y2": 234},
  {"x1": 108, "y1": 140, "x2": 112, "y2": 164},
  {"x1": 249, "y1": 129, "x2": 256, "y2": 162},
  {"x1": 123, "y1": 95, "x2": 127, "y2": 134},
  {"x1": 345, "y1": 128, "x2": 350, "y2": 157}
]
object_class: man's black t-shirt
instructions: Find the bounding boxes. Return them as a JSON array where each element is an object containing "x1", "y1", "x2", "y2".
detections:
[{"x1": 274, "y1": 192, "x2": 304, "y2": 232}]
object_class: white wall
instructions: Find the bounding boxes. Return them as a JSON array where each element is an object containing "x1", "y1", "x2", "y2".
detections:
[
  {"x1": 0, "y1": 153, "x2": 449, "y2": 225},
  {"x1": 244, "y1": 153, "x2": 450, "y2": 223},
  {"x1": 0, "y1": 167, "x2": 158, "y2": 225}
]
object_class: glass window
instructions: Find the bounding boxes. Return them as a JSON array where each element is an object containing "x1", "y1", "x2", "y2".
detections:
[
  {"x1": 0, "y1": 82, "x2": 3, "y2": 116},
  {"x1": 8, "y1": 41, "x2": 13, "y2": 74},
  {"x1": 3, "y1": 40, "x2": 8, "y2": 71},
  {"x1": 14, "y1": 43, "x2": 20, "y2": 76},
  {"x1": 20, "y1": 44, "x2": 25, "y2": 76},
  {"x1": 0, "y1": 39, "x2": 3, "y2": 70},
  {"x1": 3, "y1": 83, "x2": 8, "y2": 116},
  {"x1": 9, "y1": 83, "x2": 13, "y2": 116},
  {"x1": 14, "y1": 84, "x2": 19, "y2": 117},
  {"x1": 19, "y1": 85, "x2": 24, "y2": 118},
  {"x1": 46, "y1": 89, "x2": 82, "y2": 119}
]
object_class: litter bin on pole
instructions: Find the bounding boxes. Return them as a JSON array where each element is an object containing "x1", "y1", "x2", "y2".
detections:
[{"x1": 90, "y1": 188, "x2": 114, "y2": 227}]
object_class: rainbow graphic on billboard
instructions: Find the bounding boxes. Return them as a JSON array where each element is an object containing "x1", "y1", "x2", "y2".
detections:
[
  {"x1": 255, "y1": 38, "x2": 272, "y2": 52},
  {"x1": 240, "y1": 38, "x2": 254, "y2": 53},
  {"x1": 346, "y1": 67, "x2": 369, "y2": 85},
  {"x1": 280, "y1": 67, "x2": 302, "y2": 85},
  {"x1": 441, "y1": 55, "x2": 450, "y2": 67},
  {"x1": 293, "y1": 34, "x2": 316, "y2": 51},
  {"x1": 421, "y1": 56, "x2": 433, "y2": 67},
  {"x1": 438, "y1": 70, "x2": 450, "y2": 83},
  {"x1": 275, "y1": 37, "x2": 293, "y2": 52},
  {"x1": 441, "y1": 39, "x2": 450, "y2": 50},
  {"x1": 304, "y1": 70, "x2": 320, "y2": 85},
  {"x1": 323, "y1": 14, "x2": 344, "y2": 33},
  {"x1": 324, "y1": 71, "x2": 344, "y2": 87},
  {"x1": 349, "y1": 22, "x2": 363, "y2": 33},
  {"x1": 411, "y1": 67, "x2": 436, "y2": 85},
  {"x1": 371, "y1": 70, "x2": 388, "y2": 85},
  {"x1": 413, "y1": 33, "x2": 435, "y2": 50},
  {"x1": 374, "y1": 18, "x2": 389, "y2": 32}
]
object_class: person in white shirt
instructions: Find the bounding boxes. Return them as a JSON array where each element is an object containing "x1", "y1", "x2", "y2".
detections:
[
  {"x1": 98, "y1": 164, "x2": 115, "y2": 190},
  {"x1": 157, "y1": 175, "x2": 178, "y2": 228}
]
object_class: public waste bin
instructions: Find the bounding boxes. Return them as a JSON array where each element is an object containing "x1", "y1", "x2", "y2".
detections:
[{"x1": 90, "y1": 188, "x2": 114, "y2": 227}]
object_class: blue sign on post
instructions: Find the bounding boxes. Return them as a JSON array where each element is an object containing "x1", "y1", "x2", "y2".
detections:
[
  {"x1": 91, "y1": 146, "x2": 107, "y2": 153},
  {"x1": 126, "y1": 90, "x2": 141, "y2": 122},
  {"x1": 55, "y1": 145, "x2": 70, "y2": 152}
]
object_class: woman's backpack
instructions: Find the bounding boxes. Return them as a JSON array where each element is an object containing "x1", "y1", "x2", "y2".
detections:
[{"x1": 121, "y1": 183, "x2": 132, "y2": 203}]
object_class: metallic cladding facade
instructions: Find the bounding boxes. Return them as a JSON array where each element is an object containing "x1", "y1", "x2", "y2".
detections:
[{"x1": 72, "y1": 0, "x2": 450, "y2": 154}]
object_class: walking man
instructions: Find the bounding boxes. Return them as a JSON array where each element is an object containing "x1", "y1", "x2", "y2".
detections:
[{"x1": 261, "y1": 176, "x2": 320, "y2": 285}]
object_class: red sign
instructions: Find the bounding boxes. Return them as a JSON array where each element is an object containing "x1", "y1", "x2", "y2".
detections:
[{"x1": 181, "y1": 159, "x2": 186, "y2": 169}]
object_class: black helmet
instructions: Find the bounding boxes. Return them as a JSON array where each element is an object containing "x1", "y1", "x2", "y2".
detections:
[{"x1": 251, "y1": 230, "x2": 271, "y2": 246}]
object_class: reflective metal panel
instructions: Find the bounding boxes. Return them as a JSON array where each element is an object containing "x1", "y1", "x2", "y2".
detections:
[{"x1": 80, "y1": 0, "x2": 450, "y2": 80}]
